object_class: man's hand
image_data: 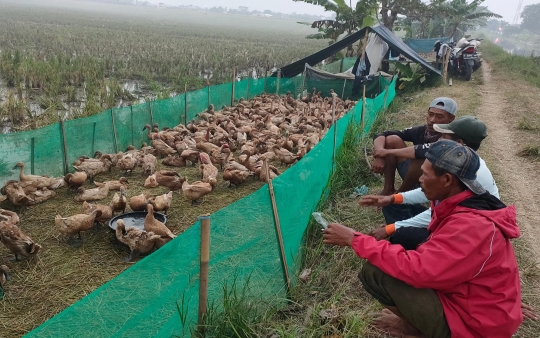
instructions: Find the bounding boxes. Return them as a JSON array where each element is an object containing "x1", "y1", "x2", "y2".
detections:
[
  {"x1": 323, "y1": 223, "x2": 356, "y2": 247},
  {"x1": 369, "y1": 225, "x2": 389, "y2": 240},
  {"x1": 373, "y1": 148, "x2": 390, "y2": 158},
  {"x1": 371, "y1": 157, "x2": 386, "y2": 174},
  {"x1": 522, "y1": 302, "x2": 538, "y2": 321},
  {"x1": 360, "y1": 195, "x2": 393, "y2": 207}
]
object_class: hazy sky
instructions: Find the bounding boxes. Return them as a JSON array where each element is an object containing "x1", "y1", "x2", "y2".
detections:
[{"x1": 161, "y1": 0, "x2": 536, "y2": 23}]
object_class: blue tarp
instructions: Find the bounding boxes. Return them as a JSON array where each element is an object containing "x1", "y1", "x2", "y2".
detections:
[{"x1": 405, "y1": 37, "x2": 453, "y2": 54}]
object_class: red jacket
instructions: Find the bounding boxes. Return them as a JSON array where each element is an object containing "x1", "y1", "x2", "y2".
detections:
[{"x1": 351, "y1": 190, "x2": 522, "y2": 337}]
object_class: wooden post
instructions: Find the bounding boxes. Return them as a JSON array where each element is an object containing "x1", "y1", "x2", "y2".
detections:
[
  {"x1": 360, "y1": 30, "x2": 370, "y2": 64},
  {"x1": 300, "y1": 68, "x2": 307, "y2": 98},
  {"x1": 263, "y1": 159, "x2": 292, "y2": 295},
  {"x1": 197, "y1": 214, "x2": 211, "y2": 336},
  {"x1": 91, "y1": 122, "x2": 97, "y2": 155},
  {"x1": 207, "y1": 85, "x2": 211, "y2": 108},
  {"x1": 442, "y1": 48, "x2": 451, "y2": 84},
  {"x1": 130, "y1": 106, "x2": 134, "y2": 147},
  {"x1": 341, "y1": 79, "x2": 347, "y2": 100},
  {"x1": 30, "y1": 137, "x2": 35, "y2": 175},
  {"x1": 361, "y1": 85, "x2": 367, "y2": 129},
  {"x1": 331, "y1": 94, "x2": 337, "y2": 175},
  {"x1": 149, "y1": 101, "x2": 154, "y2": 127},
  {"x1": 110, "y1": 109, "x2": 119, "y2": 153},
  {"x1": 60, "y1": 121, "x2": 69, "y2": 175},
  {"x1": 276, "y1": 69, "x2": 281, "y2": 96},
  {"x1": 231, "y1": 67, "x2": 236, "y2": 107},
  {"x1": 339, "y1": 58, "x2": 344, "y2": 73},
  {"x1": 383, "y1": 85, "x2": 390, "y2": 109},
  {"x1": 184, "y1": 84, "x2": 188, "y2": 125},
  {"x1": 246, "y1": 76, "x2": 250, "y2": 100},
  {"x1": 264, "y1": 68, "x2": 268, "y2": 93}
]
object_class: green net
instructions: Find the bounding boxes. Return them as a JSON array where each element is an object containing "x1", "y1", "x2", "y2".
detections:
[
  {"x1": 113, "y1": 106, "x2": 135, "y2": 152},
  {"x1": 131, "y1": 102, "x2": 153, "y2": 148},
  {"x1": 152, "y1": 97, "x2": 182, "y2": 130},
  {"x1": 23, "y1": 77, "x2": 397, "y2": 337},
  {"x1": 187, "y1": 88, "x2": 209, "y2": 122},
  {"x1": 64, "y1": 110, "x2": 116, "y2": 165},
  {"x1": 249, "y1": 78, "x2": 266, "y2": 98},
  {"x1": 234, "y1": 79, "x2": 249, "y2": 102},
  {"x1": 210, "y1": 83, "x2": 232, "y2": 110}
]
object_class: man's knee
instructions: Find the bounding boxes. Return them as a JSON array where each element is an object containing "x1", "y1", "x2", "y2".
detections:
[
  {"x1": 385, "y1": 135, "x2": 406, "y2": 149},
  {"x1": 359, "y1": 261, "x2": 382, "y2": 287}
]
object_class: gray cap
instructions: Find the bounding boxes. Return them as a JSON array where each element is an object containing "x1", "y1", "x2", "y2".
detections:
[
  {"x1": 426, "y1": 140, "x2": 485, "y2": 195},
  {"x1": 429, "y1": 97, "x2": 458, "y2": 116}
]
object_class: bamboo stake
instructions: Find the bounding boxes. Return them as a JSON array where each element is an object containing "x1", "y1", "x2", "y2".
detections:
[
  {"x1": 197, "y1": 214, "x2": 211, "y2": 336},
  {"x1": 60, "y1": 121, "x2": 69, "y2": 175},
  {"x1": 264, "y1": 67, "x2": 268, "y2": 93},
  {"x1": 361, "y1": 85, "x2": 367, "y2": 129},
  {"x1": 130, "y1": 106, "x2": 134, "y2": 147},
  {"x1": 231, "y1": 67, "x2": 236, "y2": 107},
  {"x1": 246, "y1": 76, "x2": 250, "y2": 99},
  {"x1": 184, "y1": 84, "x2": 188, "y2": 125},
  {"x1": 360, "y1": 29, "x2": 369, "y2": 63},
  {"x1": 149, "y1": 101, "x2": 154, "y2": 127},
  {"x1": 263, "y1": 159, "x2": 291, "y2": 295},
  {"x1": 331, "y1": 94, "x2": 337, "y2": 175},
  {"x1": 341, "y1": 79, "x2": 347, "y2": 100},
  {"x1": 339, "y1": 58, "x2": 344, "y2": 73},
  {"x1": 207, "y1": 82, "x2": 211, "y2": 109},
  {"x1": 276, "y1": 69, "x2": 281, "y2": 96},
  {"x1": 91, "y1": 122, "x2": 96, "y2": 155},
  {"x1": 442, "y1": 48, "x2": 451, "y2": 84},
  {"x1": 111, "y1": 109, "x2": 119, "y2": 153},
  {"x1": 30, "y1": 137, "x2": 35, "y2": 175},
  {"x1": 300, "y1": 68, "x2": 307, "y2": 98},
  {"x1": 383, "y1": 85, "x2": 390, "y2": 109}
]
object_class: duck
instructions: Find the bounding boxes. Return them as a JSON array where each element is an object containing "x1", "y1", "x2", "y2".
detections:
[
  {"x1": 54, "y1": 209, "x2": 102, "y2": 243},
  {"x1": 144, "y1": 174, "x2": 159, "y2": 188},
  {"x1": 151, "y1": 135, "x2": 177, "y2": 158},
  {"x1": 111, "y1": 186, "x2": 127, "y2": 214},
  {"x1": 155, "y1": 170, "x2": 185, "y2": 191},
  {"x1": 210, "y1": 144, "x2": 231, "y2": 170},
  {"x1": 12, "y1": 162, "x2": 64, "y2": 189},
  {"x1": 272, "y1": 145, "x2": 299, "y2": 166},
  {"x1": 141, "y1": 154, "x2": 157, "y2": 176},
  {"x1": 64, "y1": 172, "x2": 88, "y2": 191},
  {"x1": 0, "y1": 209, "x2": 19, "y2": 224},
  {"x1": 115, "y1": 219, "x2": 161, "y2": 262},
  {"x1": 0, "y1": 181, "x2": 33, "y2": 207},
  {"x1": 144, "y1": 204, "x2": 175, "y2": 239},
  {"x1": 223, "y1": 167, "x2": 251, "y2": 188},
  {"x1": 0, "y1": 265, "x2": 10, "y2": 297},
  {"x1": 180, "y1": 149, "x2": 200, "y2": 166},
  {"x1": 73, "y1": 156, "x2": 112, "y2": 181},
  {"x1": 27, "y1": 187, "x2": 56, "y2": 205},
  {"x1": 96, "y1": 177, "x2": 128, "y2": 191},
  {"x1": 199, "y1": 153, "x2": 219, "y2": 189},
  {"x1": 74, "y1": 183, "x2": 109, "y2": 202},
  {"x1": 150, "y1": 191, "x2": 172, "y2": 214},
  {"x1": 182, "y1": 179, "x2": 213, "y2": 205},
  {"x1": 0, "y1": 220, "x2": 42, "y2": 261},
  {"x1": 117, "y1": 153, "x2": 138, "y2": 175},
  {"x1": 162, "y1": 154, "x2": 187, "y2": 167},
  {"x1": 82, "y1": 201, "x2": 113, "y2": 226},
  {"x1": 129, "y1": 193, "x2": 150, "y2": 211}
]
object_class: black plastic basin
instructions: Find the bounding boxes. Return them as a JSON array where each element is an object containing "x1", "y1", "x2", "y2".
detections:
[{"x1": 109, "y1": 212, "x2": 167, "y2": 231}]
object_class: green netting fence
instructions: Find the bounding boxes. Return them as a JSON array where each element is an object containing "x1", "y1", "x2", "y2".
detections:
[
  {"x1": 17, "y1": 76, "x2": 396, "y2": 337},
  {"x1": 319, "y1": 57, "x2": 357, "y2": 73}
]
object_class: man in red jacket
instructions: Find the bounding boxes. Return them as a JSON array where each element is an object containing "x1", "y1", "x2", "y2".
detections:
[{"x1": 323, "y1": 140, "x2": 522, "y2": 338}]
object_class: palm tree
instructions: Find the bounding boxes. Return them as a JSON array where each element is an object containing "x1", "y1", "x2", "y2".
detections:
[{"x1": 433, "y1": 0, "x2": 502, "y2": 38}]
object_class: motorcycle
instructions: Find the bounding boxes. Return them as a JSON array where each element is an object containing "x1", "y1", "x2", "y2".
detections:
[
  {"x1": 449, "y1": 38, "x2": 483, "y2": 81},
  {"x1": 434, "y1": 38, "x2": 482, "y2": 81}
]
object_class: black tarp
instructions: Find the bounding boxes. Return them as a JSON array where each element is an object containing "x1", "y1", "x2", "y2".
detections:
[{"x1": 274, "y1": 24, "x2": 441, "y2": 78}]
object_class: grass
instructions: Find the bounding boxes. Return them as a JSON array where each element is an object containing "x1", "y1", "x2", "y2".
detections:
[
  {"x1": 519, "y1": 146, "x2": 540, "y2": 159},
  {"x1": 517, "y1": 118, "x2": 538, "y2": 131}
]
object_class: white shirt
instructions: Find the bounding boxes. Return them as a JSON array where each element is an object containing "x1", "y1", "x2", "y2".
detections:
[{"x1": 395, "y1": 158, "x2": 499, "y2": 230}]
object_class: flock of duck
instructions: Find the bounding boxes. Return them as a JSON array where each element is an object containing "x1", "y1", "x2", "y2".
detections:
[{"x1": 0, "y1": 92, "x2": 355, "y2": 294}]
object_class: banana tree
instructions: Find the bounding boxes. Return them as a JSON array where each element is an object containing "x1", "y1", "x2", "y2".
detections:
[{"x1": 432, "y1": 0, "x2": 501, "y2": 38}]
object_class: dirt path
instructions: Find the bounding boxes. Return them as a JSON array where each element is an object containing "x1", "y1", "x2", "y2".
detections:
[{"x1": 476, "y1": 63, "x2": 540, "y2": 268}]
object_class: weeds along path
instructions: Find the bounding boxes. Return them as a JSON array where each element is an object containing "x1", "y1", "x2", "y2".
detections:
[{"x1": 476, "y1": 63, "x2": 540, "y2": 268}]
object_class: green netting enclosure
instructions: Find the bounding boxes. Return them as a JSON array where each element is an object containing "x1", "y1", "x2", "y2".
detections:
[{"x1": 0, "y1": 74, "x2": 396, "y2": 337}]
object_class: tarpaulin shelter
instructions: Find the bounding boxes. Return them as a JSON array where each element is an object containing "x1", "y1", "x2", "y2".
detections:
[
  {"x1": 405, "y1": 37, "x2": 453, "y2": 54},
  {"x1": 274, "y1": 24, "x2": 441, "y2": 78}
]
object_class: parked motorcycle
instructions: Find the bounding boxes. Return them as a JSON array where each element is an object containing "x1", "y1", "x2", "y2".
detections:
[{"x1": 449, "y1": 38, "x2": 482, "y2": 81}]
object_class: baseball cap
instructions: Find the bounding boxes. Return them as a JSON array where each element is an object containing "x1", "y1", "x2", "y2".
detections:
[
  {"x1": 429, "y1": 97, "x2": 457, "y2": 116},
  {"x1": 425, "y1": 140, "x2": 485, "y2": 195},
  {"x1": 433, "y1": 116, "x2": 487, "y2": 144}
]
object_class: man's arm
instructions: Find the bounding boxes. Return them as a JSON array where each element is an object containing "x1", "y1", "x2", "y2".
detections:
[
  {"x1": 350, "y1": 214, "x2": 499, "y2": 289},
  {"x1": 373, "y1": 143, "x2": 434, "y2": 160}
]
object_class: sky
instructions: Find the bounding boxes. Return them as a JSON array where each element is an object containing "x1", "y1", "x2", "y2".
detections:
[{"x1": 161, "y1": 0, "x2": 537, "y2": 23}]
